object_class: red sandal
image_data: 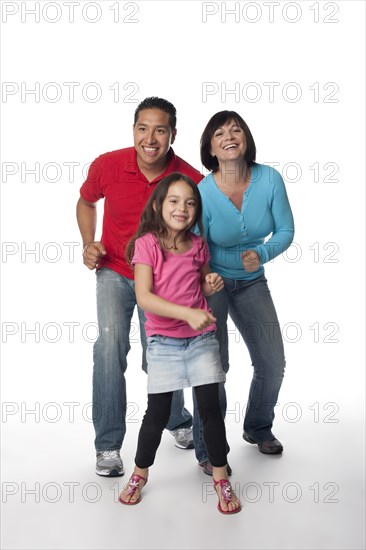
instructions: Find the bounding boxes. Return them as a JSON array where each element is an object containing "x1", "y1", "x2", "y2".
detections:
[
  {"x1": 214, "y1": 479, "x2": 241, "y2": 515},
  {"x1": 118, "y1": 473, "x2": 148, "y2": 505}
]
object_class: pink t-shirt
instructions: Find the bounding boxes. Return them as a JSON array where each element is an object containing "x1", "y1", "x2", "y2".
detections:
[{"x1": 132, "y1": 232, "x2": 216, "y2": 337}]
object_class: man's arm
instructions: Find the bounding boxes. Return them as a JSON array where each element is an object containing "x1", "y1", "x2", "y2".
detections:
[{"x1": 76, "y1": 196, "x2": 106, "y2": 270}]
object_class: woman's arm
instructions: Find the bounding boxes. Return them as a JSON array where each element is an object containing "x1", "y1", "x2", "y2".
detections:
[
  {"x1": 254, "y1": 172, "x2": 295, "y2": 264},
  {"x1": 134, "y1": 264, "x2": 216, "y2": 331}
]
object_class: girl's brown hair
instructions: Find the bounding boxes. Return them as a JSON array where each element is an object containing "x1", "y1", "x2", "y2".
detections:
[{"x1": 126, "y1": 172, "x2": 205, "y2": 266}]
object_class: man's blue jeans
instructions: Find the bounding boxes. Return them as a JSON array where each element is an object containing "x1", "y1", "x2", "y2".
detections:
[
  {"x1": 193, "y1": 274, "x2": 286, "y2": 463},
  {"x1": 93, "y1": 268, "x2": 192, "y2": 451}
]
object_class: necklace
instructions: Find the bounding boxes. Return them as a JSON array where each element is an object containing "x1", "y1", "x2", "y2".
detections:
[
  {"x1": 161, "y1": 235, "x2": 192, "y2": 253},
  {"x1": 163, "y1": 243, "x2": 177, "y2": 251},
  {"x1": 161, "y1": 236, "x2": 182, "y2": 251}
]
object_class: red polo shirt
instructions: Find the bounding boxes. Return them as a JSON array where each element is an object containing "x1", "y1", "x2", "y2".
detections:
[{"x1": 80, "y1": 147, "x2": 204, "y2": 279}]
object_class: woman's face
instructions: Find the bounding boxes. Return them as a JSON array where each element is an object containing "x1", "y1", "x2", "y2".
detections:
[{"x1": 210, "y1": 119, "x2": 247, "y2": 164}]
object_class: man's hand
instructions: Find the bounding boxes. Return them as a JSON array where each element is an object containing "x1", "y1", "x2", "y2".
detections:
[
  {"x1": 83, "y1": 241, "x2": 107, "y2": 270},
  {"x1": 241, "y1": 250, "x2": 260, "y2": 272},
  {"x1": 185, "y1": 309, "x2": 216, "y2": 331}
]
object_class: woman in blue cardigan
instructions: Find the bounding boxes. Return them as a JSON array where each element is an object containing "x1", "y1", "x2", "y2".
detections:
[{"x1": 195, "y1": 111, "x2": 294, "y2": 475}]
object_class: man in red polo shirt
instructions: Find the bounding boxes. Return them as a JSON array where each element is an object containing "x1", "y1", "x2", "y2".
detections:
[{"x1": 77, "y1": 97, "x2": 204, "y2": 477}]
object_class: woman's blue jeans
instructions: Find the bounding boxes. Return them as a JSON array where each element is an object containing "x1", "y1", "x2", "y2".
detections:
[
  {"x1": 193, "y1": 274, "x2": 286, "y2": 463},
  {"x1": 92, "y1": 268, "x2": 192, "y2": 451}
]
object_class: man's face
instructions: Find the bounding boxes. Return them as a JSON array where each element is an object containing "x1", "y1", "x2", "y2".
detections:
[{"x1": 133, "y1": 108, "x2": 176, "y2": 170}]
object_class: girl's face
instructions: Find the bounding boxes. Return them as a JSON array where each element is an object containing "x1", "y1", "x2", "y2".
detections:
[{"x1": 161, "y1": 180, "x2": 197, "y2": 236}]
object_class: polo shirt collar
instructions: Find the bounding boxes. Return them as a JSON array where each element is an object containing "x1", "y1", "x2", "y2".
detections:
[{"x1": 124, "y1": 147, "x2": 177, "y2": 181}]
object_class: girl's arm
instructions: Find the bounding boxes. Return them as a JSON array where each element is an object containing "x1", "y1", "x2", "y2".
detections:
[
  {"x1": 200, "y1": 264, "x2": 224, "y2": 296},
  {"x1": 135, "y1": 264, "x2": 216, "y2": 331}
]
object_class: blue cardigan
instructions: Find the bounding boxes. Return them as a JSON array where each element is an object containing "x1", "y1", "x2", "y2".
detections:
[{"x1": 198, "y1": 163, "x2": 295, "y2": 280}]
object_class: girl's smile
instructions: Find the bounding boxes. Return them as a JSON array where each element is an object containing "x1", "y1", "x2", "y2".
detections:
[{"x1": 161, "y1": 180, "x2": 196, "y2": 237}]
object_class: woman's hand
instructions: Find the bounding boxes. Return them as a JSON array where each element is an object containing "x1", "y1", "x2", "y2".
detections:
[{"x1": 241, "y1": 250, "x2": 260, "y2": 272}]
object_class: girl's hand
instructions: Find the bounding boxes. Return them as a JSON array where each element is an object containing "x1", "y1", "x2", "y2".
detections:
[
  {"x1": 205, "y1": 273, "x2": 224, "y2": 293},
  {"x1": 241, "y1": 250, "x2": 260, "y2": 272},
  {"x1": 185, "y1": 309, "x2": 216, "y2": 331}
]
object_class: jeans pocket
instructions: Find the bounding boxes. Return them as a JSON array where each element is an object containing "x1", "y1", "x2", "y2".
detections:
[{"x1": 199, "y1": 330, "x2": 217, "y2": 343}]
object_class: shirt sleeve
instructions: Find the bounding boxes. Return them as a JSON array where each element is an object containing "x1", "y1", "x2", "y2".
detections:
[
  {"x1": 202, "y1": 241, "x2": 210, "y2": 265},
  {"x1": 131, "y1": 236, "x2": 155, "y2": 267},
  {"x1": 79, "y1": 157, "x2": 105, "y2": 202},
  {"x1": 197, "y1": 180, "x2": 210, "y2": 239},
  {"x1": 201, "y1": 202, "x2": 210, "y2": 240},
  {"x1": 254, "y1": 170, "x2": 295, "y2": 263}
]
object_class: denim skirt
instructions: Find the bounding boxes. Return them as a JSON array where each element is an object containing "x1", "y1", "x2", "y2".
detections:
[{"x1": 146, "y1": 331, "x2": 226, "y2": 394}]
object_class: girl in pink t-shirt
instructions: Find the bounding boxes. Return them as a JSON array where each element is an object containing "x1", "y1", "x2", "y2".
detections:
[{"x1": 119, "y1": 173, "x2": 241, "y2": 514}]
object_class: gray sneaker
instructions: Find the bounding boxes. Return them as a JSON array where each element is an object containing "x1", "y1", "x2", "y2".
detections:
[
  {"x1": 96, "y1": 450, "x2": 124, "y2": 477},
  {"x1": 169, "y1": 427, "x2": 194, "y2": 450},
  {"x1": 199, "y1": 460, "x2": 232, "y2": 477}
]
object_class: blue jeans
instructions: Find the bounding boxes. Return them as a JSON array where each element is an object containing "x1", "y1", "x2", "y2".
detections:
[
  {"x1": 92, "y1": 268, "x2": 192, "y2": 451},
  {"x1": 193, "y1": 274, "x2": 286, "y2": 463}
]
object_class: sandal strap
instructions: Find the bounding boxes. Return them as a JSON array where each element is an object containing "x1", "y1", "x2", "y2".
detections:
[
  {"x1": 126, "y1": 474, "x2": 147, "y2": 496},
  {"x1": 214, "y1": 479, "x2": 233, "y2": 504}
]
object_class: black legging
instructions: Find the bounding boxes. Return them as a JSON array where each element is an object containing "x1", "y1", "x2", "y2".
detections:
[{"x1": 135, "y1": 383, "x2": 227, "y2": 469}]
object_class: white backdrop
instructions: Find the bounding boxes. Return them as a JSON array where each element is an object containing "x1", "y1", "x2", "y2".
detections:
[{"x1": 1, "y1": 1, "x2": 365, "y2": 549}]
